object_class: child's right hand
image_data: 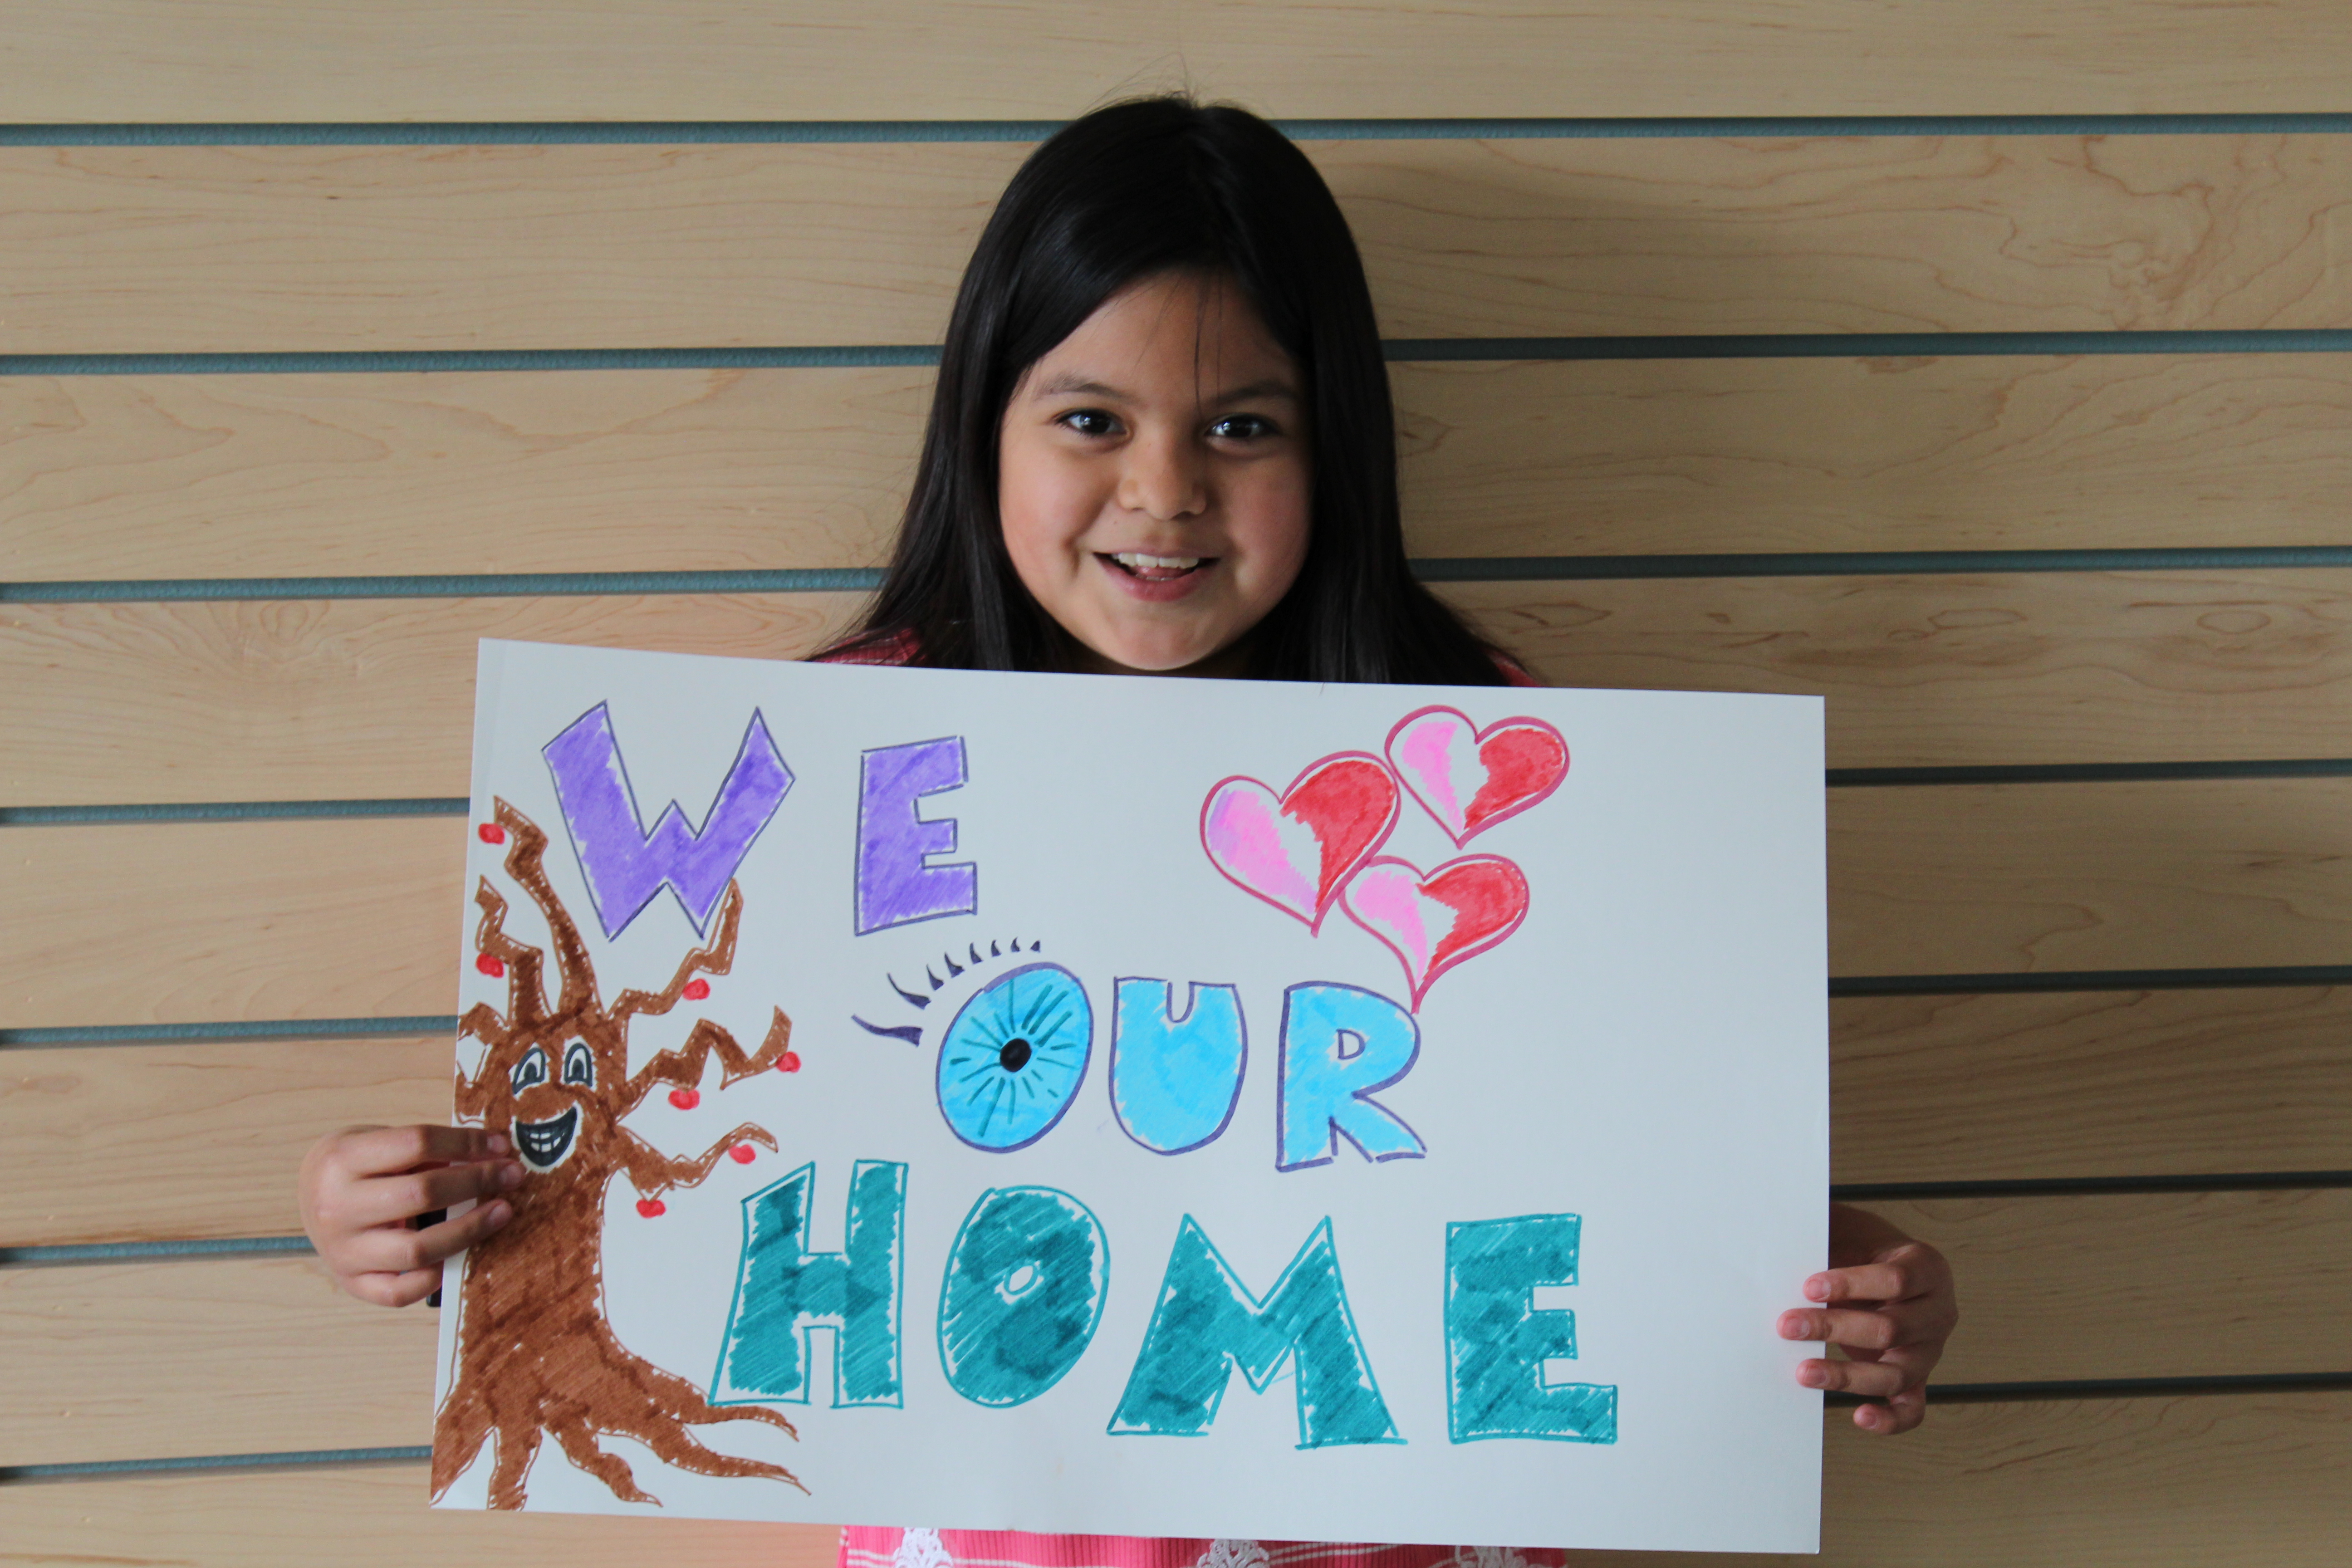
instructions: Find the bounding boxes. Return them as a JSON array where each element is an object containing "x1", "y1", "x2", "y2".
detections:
[{"x1": 298, "y1": 1125, "x2": 523, "y2": 1307}]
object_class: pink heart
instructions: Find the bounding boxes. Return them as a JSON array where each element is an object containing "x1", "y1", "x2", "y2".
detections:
[
  {"x1": 1386, "y1": 706, "x2": 1568, "y2": 846},
  {"x1": 1200, "y1": 753, "x2": 1400, "y2": 930},
  {"x1": 1339, "y1": 855, "x2": 1530, "y2": 1008}
]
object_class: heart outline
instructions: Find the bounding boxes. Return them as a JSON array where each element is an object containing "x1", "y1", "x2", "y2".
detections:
[
  {"x1": 1200, "y1": 751, "x2": 1401, "y2": 932},
  {"x1": 1385, "y1": 705, "x2": 1569, "y2": 847},
  {"x1": 1338, "y1": 853, "x2": 1531, "y2": 1009}
]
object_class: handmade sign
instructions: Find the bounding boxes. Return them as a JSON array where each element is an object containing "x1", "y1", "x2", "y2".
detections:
[{"x1": 431, "y1": 640, "x2": 1828, "y2": 1554}]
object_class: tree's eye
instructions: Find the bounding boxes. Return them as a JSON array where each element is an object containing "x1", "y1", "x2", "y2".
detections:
[
  {"x1": 1207, "y1": 412, "x2": 1277, "y2": 441},
  {"x1": 562, "y1": 1039, "x2": 594, "y2": 1088},
  {"x1": 1057, "y1": 408, "x2": 1122, "y2": 438},
  {"x1": 510, "y1": 1046, "x2": 549, "y2": 1095}
]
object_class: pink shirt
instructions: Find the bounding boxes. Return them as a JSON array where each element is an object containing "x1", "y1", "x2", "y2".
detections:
[{"x1": 822, "y1": 630, "x2": 1545, "y2": 1568}]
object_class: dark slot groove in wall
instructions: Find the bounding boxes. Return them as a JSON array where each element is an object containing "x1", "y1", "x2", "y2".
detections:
[
  {"x1": 12, "y1": 962, "x2": 2351, "y2": 1049},
  {"x1": 0, "y1": 1236, "x2": 314, "y2": 1268},
  {"x1": 0, "y1": 1446, "x2": 433, "y2": 1485},
  {"x1": 15, "y1": 546, "x2": 2352, "y2": 605},
  {"x1": 1833, "y1": 965, "x2": 2352, "y2": 997},
  {"x1": 1825, "y1": 759, "x2": 2352, "y2": 787},
  {"x1": 1411, "y1": 547, "x2": 2352, "y2": 581},
  {"x1": 1832, "y1": 1171, "x2": 2352, "y2": 1201},
  {"x1": 0, "y1": 799, "x2": 470, "y2": 826},
  {"x1": 0, "y1": 1016, "x2": 461, "y2": 1048},
  {"x1": 7, "y1": 114, "x2": 2352, "y2": 146},
  {"x1": 8, "y1": 329, "x2": 2352, "y2": 379},
  {"x1": 12, "y1": 759, "x2": 2352, "y2": 830},
  {"x1": 1858, "y1": 1371, "x2": 2352, "y2": 1406}
]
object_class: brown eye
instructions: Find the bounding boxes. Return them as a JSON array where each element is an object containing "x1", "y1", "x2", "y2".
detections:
[
  {"x1": 1058, "y1": 409, "x2": 1120, "y2": 437},
  {"x1": 1208, "y1": 413, "x2": 1276, "y2": 440}
]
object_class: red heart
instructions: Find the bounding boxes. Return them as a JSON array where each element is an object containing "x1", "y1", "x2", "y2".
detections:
[
  {"x1": 477, "y1": 823, "x2": 506, "y2": 845},
  {"x1": 636, "y1": 1197, "x2": 666, "y2": 1218},
  {"x1": 682, "y1": 979, "x2": 710, "y2": 1001},
  {"x1": 1200, "y1": 752, "x2": 1400, "y2": 929},
  {"x1": 1339, "y1": 855, "x2": 1531, "y2": 1008},
  {"x1": 776, "y1": 1052, "x2": 802, "y2": 1074},
  {"x1": 475, "y1": 953, "x2": 505, "y2": 978},
  {"x1": 668, "y1": 1087, "x2": 700, "y2": 1110},
  {"x1": 1386, "y1": 706, "x2": 1569, "y2": 846},
  {"x1": 730, "y1": 1143, "x2": 756, "y2": 1164}
]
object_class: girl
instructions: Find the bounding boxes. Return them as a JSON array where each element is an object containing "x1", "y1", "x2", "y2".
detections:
[{"x1": 299, "y1": 94, "x2": 1958, "y2": 1563}]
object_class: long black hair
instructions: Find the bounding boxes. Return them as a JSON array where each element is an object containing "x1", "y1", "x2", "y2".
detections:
[{"x1": 829, "y1": 95, "x2": 1507, "y2": 686}]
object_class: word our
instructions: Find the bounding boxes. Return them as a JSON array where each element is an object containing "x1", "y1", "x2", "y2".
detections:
[
  {"x1": 710, "y1": 1160, "x2": 1617, "y2": 1449},
  {"x1": 937, "y1": 967, "x2": 1426, "y2": 1172}
]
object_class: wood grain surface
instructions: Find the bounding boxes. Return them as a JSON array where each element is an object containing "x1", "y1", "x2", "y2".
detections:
[
  {"x1": 7, "y1": 135, "x2": 2348, "y2": 353},
  {"x1": 17, "y1": 355, "x2": 2352, "y2": 584},
  {"x1": 4, "y1": 1193, "x2": 2345, "y2": 1467},
  {"x1": 14, "y1": 574, "x2": 2352, "y2": 808},
  {"x1": 1829, "y1": 986, "x2": 2352, "y2": 1186},
  {"x1": 10, "y1": 0, "x2": 2352, "y2": 120},
  {"x1": 11, "y1": 988, "x2": 2347, "y2": 1249},
  {"x1": 3, "y1": 1034, "x2": 451, "y2": 1248},
  {"x1": 7, "y1": 779, "x2": 2352, "y2": 1027}
]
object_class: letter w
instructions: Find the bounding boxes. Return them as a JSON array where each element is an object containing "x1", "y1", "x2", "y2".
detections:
[{"x1": 543, "y1": 702, "x2": 794, "y2": 939}]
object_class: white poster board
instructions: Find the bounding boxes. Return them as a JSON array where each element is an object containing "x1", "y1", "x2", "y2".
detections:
[{"x1": 431, "y1": 640, "x2": 1827, "y2": 1554}]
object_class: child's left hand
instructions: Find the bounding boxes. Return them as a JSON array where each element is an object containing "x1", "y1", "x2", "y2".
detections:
[{"x1": 1777, "y1": 1203, "x2": 1958, "y2": 1435}]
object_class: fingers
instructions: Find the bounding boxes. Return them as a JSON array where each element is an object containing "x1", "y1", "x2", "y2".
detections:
[
  {"x1": 1852, "y1": 1385, "x2": 1927, "y2": 1435},
  {"x1": 343, "y1": 1156, "x2": 524, "y2": 1230},
  {"x1": 1794, "y1": 1356, "x2": 1911, "y2": 1399},
  {"x1": 343, "y1": 1264, "x2": 449, "y2": 1309},
  {"x1": 1803, "y1": 1243, "x2": 1951, "y2": 1308},
  {"x1": 341, "y1": 1198, "x2": 514, "y2": 1276},
  {"x1": 335, "y1": 1123, "x2": 511, "y2": 1179},
  {"x1": 1777, "y1": 1299, "x2": 1948, "y2": 1354}
]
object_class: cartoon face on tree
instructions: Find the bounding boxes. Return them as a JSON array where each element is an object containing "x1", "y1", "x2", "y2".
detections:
[{"x1": 432, "y1": 798, "x2": 805, "y2": 1510}]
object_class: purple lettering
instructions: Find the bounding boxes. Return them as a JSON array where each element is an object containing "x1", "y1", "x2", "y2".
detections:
[
  {"x1": 857, "y1": 737, "x2": 977, "y2": 935},
  {"x1": 543, "y1": 704, "x2": 794, "y2": 939}
]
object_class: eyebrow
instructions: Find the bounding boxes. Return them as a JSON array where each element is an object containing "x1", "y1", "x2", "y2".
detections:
[{"x1": 1029, "y1": 371, "x2": 1300, "y2": 404}]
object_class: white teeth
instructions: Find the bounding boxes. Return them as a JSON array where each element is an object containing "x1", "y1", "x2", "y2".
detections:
[{"x1": 1110, "y1": 552, "x2": 1202, "y2": 571}]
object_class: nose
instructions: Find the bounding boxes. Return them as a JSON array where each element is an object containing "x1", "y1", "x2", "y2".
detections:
[{"x1": 1114, "y1": 426, "x2": 1208, "y2": 521}]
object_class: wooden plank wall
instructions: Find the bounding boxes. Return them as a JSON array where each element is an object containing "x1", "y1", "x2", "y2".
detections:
[{"x1": 4, "y1": 3, "x2": 2350, "y2": 1563}]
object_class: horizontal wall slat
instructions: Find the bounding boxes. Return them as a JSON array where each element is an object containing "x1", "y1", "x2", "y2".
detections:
[
  {"x1": 0, "y1": 594, "x2": 867, "y2": 808},
  {"x1": 5, "y1": 1195, "x2": 2345, "y2": 1468},
  {"x1": 1829, "y1": 986, "x2": 2352, "y2": 1186},
  {"x1": 8, "y1": 135, "x2": 2349, "y2": 354},
  {"x1": 15, "y1": 986, "x2": 2351, "y2": 1248},
  {"x1": 12, "y1": 2, "x2": 2352, "y2": 120},
  {"x1": 1, "y1": 1035, "x2": 450, "y2": 1247},
  {"x1": 17, "y1": 355, "x2": 2352, "y2": 584},
  {"x1": 15, "y1": 571, "x2": 2352, "y2": 808},
  {"x1": 6, "y1": 780, "x2": 2352, "y2": 1026},
  {"x1": 1829, "y1": 778, "x2": 2352, "y2": 978}
]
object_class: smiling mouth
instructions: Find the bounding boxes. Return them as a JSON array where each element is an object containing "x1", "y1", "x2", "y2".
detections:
[
  {"x1": 513, "y1": 1107, "x2": 579, "y2": 1171},
  {"x1": 1102, "y1": 551, "x2": 1210, "y2": 582}
]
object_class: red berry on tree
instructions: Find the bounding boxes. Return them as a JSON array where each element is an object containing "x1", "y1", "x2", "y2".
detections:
[
  {"x1": 478, "y1": 823, "x2": 506, "y2": 844},
  {"x1": 776, "y1": 1052, "x2": 803, "y2": 1073},
  {"x1": 667, "y1": 1088, "x2": 700, "y2": 1110},
  {"x1": 730, "y1": 1143, "x2": 757, "y2": 1164},
  {"x1": 683, "y1": 979, "x2": 710, "y2": 1001},
  {"x1": 635, "y1": 1197, "x2": 666, "y2": 1219},
  {"x1": 476, "y1": 953, "x2": 506, "y2": 978}
]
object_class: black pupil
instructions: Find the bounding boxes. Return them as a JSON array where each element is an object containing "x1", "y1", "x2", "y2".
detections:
[{"x1": 998, "y1": 1037, "x2": 1032, "y2": 1072}]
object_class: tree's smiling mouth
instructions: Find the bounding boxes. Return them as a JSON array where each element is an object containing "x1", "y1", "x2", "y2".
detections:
[{"x1": 514, "y1": 1107, "x2": 579, "y2": 1170}]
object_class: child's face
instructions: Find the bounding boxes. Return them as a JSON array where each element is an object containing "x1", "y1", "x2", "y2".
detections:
[{"x1": 998, "y1": 270, "x2": 1311, "y2": 675}]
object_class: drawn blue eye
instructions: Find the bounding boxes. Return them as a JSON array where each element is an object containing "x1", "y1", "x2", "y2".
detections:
[
  {"x1": 561, "y1": 1039, "x2": 594, "y2": 1087},
  {"x1": 935, "y1": 963, "x2": 1093, "y2": 1152},
  {"x1": 510, "y1": 1046, "x2": 548, "y2": 1095}
]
